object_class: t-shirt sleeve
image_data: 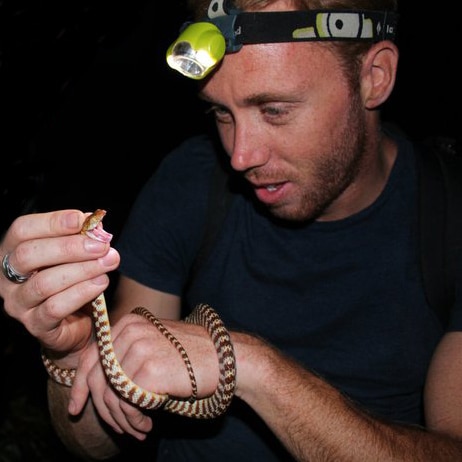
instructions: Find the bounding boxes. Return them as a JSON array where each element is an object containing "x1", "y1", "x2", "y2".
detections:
[
  {"x1": 446, "y1": 253, "x2": 462, "y2": 331},
  {"x1": 116, "y1": 135, "x2": 217, "y2": 295}
]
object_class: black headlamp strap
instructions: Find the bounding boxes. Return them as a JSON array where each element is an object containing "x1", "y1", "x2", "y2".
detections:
[{"x1": 211, "y1": 10, "x2": 398, "y2": 51}]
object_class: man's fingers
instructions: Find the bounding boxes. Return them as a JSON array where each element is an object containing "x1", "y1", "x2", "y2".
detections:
[{"x1": 2, "y1": 210, "x2": 85, "y2": 250}]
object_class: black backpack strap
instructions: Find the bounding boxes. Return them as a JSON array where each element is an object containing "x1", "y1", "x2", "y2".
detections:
[{"x1": 417, "y1": 137, "x2": 462, "y2": 326}]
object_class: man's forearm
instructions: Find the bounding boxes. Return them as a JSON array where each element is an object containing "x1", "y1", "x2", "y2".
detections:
[
  {"x1": 234, "y1": 333, "x2": 462, "y2": 461},
  {"x1": 48, "y1": 379, "x2": 120, "y2": 461}
]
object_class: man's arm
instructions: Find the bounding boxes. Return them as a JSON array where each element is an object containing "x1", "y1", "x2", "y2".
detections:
[
  {"x1": 67, "y1": 304, "x2": 462, "y2": 461},
  {"x1": 424, "y1": 331, "x2": 462, "y2": 437},
  {"x1": 48, "y1": 381, "x2": 121, "y2": 461},
  {"x1": 234, "y1": 331, "x2": 462, "y2": 461},
  {"x1": 48, "y1": 276, "x2": 182, "y2": 458}
]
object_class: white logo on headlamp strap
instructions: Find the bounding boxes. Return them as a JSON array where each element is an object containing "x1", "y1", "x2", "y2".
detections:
[
  {"x1": 208, "y1": 0, "x2": 228, "y2": 18},
  {"x1": 293, "y1": 12, "x2": 374, "y2": 39}
]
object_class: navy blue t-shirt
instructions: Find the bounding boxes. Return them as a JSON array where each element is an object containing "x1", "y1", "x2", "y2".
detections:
[{"x1": 116, "y1": 131, "x2": 460, "y2": 461}]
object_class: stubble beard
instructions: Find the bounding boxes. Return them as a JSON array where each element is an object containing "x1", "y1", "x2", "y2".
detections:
[{"x1": 270, "y1": 92, "x2": 368, "y2": 223}]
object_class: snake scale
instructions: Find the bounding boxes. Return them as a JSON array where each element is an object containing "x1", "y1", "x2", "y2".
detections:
[{"x1": 42, "y1": 209, "x2": 236, "y2": 418}]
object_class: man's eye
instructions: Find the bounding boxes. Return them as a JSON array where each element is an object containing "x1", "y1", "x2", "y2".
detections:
[
  {"x1": 262, "y1": 105, "x2": 288, "y2": 117},
  {"x1": 259, "y1": 104, "x2": 294, "y2": 125},
  {"x1": 207, "y1": 105, "x2": 232, "y2": 123}
]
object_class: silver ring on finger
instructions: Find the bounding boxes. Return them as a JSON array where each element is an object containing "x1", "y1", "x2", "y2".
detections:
[{"x1": 1, "y1": 253, "x2": 32, "y2": 284}]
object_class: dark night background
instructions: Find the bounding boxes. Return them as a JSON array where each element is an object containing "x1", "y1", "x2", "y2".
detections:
[{"x1": 0, "y1": 1, "x2": 459, "y2": 461}]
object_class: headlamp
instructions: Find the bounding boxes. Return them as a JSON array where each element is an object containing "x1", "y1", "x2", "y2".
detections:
[
  {"x1": 166, "y1": 22, "x2": 226, "y2": 80},
  {"x1": 166, "y1": 0, "x2": 398, "y2": 80}
]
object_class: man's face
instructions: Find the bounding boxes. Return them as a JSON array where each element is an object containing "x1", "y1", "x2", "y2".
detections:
[{"x1": 199, "y1": 38, "x2": 370, "y2": 223}]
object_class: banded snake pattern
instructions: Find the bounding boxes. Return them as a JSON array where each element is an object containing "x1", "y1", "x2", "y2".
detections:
[{"x1": 42, "y1": 209, "x2": 236, "y2": 418}]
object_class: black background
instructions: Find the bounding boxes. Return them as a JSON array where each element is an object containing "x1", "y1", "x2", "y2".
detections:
[
  {"x1": 0, "y1": 2, "x2": 459, "y2": 460},
  {"x1": 0, "y1": 2, "x2": 459, "y2": 235}
]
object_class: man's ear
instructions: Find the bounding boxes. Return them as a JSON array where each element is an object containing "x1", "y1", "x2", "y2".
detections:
[{"x1": 361, "y1": 41, "x2": 399, "y2": 109}]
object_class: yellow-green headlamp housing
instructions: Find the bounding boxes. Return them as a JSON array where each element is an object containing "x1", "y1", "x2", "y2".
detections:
[
  {"x1": 166, "y1": 5, "x2": 398, "y2": 80},
  {"x1": 166, "y1": 22, "x2": 226, "y2": 80}
]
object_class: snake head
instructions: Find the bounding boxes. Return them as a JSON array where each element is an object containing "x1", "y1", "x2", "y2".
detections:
[{"x1": 81, "y1": 209, "x2": 113, "y2": 243}]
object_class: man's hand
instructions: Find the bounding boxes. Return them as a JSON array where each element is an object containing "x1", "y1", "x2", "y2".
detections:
[{"x1": 0, "y1": 209, "x2": 120, "y2": 367}]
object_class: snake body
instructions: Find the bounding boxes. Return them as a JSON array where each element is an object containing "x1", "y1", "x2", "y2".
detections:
[{"x1": 42, "y1": 209, "x2": 236, "y2": 418}]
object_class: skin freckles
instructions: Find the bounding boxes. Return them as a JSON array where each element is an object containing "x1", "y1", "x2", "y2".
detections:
[{"x1": 200, "y1": 41, "x2": 393, "y2": 221}]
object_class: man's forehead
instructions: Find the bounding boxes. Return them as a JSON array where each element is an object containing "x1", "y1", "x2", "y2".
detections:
[{"x1": 199, "y1": 41, "x2": 337, "y2": 102}]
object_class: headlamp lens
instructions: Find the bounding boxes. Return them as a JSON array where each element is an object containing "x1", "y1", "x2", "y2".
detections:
[{"x1": 166, "y1": 22, "x2": 226, "y2": 80}]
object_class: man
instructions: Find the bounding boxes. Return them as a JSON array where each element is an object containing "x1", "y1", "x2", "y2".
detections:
[{"x1": 1, "y1": 0, "x2": 462, "y2": 460}]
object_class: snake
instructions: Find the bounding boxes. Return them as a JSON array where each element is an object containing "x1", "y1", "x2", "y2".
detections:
[{"x1": 42, "y1": 209, "x2": 236, "y2": 418}]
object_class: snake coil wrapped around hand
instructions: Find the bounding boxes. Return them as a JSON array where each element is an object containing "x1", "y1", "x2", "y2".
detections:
[{"x1": 42, "y1": 209, "x2": 236, "y2": 418}]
